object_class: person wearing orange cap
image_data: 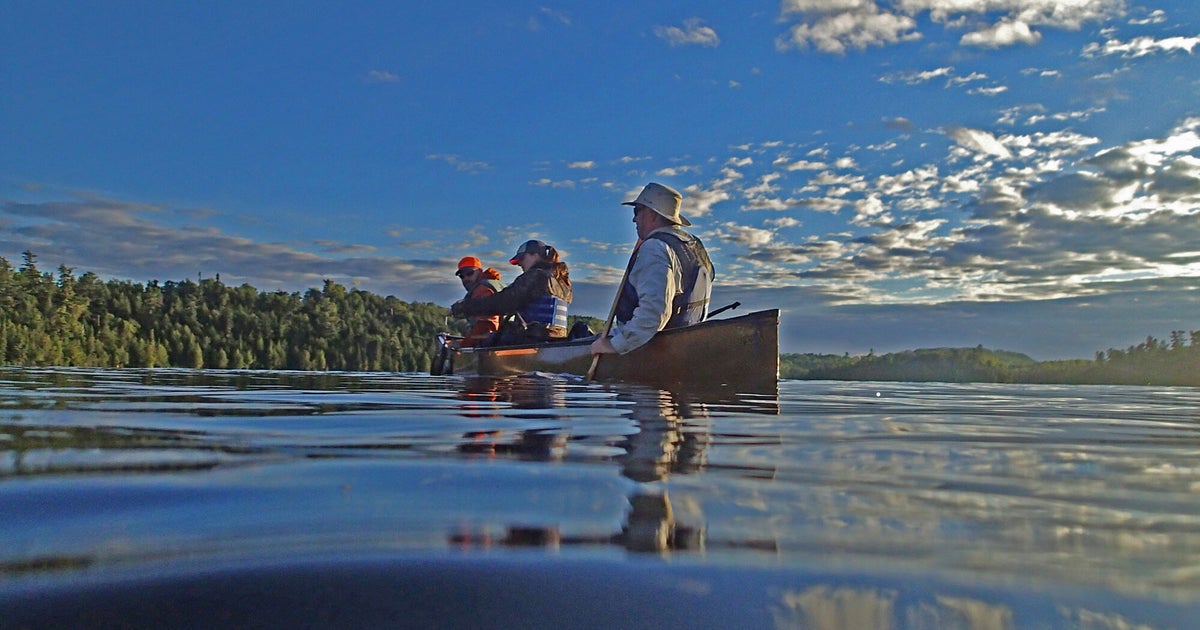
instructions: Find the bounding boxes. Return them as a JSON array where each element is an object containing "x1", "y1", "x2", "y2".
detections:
[
  {"x1": 452, "y1": 256, "x2": 505, "y2": 347},
  {"x1": 590, "y1": 182, "x2": 713, "y2": 356},
  {"x1": 451, "y1": 240, "x2": 572, "y2": 344}
]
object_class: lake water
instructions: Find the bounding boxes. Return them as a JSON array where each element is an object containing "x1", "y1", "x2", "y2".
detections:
[{"x1": 2, "y1": 368, "x2": 1199, "y2": 628}]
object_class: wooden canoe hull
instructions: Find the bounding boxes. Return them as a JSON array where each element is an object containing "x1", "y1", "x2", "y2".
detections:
[{"x1": 438, "y1": 309, "x2": 779, "y2": 393}]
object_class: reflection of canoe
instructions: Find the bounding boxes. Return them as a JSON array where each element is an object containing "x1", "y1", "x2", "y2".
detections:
[{"x1": 431, "y1": 309, "x2": 779, "y2": 393}]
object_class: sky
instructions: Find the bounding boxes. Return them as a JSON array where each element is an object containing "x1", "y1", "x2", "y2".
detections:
[{"x1": 3, "y1": 1, "x2": 1200, "y2": 360}]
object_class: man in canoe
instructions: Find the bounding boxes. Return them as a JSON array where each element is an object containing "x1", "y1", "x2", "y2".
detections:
[
  {"x1": 590, "y1": 182, "x2": 714, "y2": 356},
  {"x1": 451, "y1": 240, "x2": 573, "y2": 344},
  {"x1": 453, "y1": 256, "x2": 505, "y2": 348}
]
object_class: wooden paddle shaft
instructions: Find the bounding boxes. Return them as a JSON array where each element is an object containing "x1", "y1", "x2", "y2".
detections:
[{"x1": 586, "y1": 240, "x2": 641, "y2": 382}]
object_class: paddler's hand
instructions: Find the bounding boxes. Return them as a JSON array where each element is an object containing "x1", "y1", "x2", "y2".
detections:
[
  {"x1": 450, "y1": 300, "x2": 466, "y2": 318},
  {"x1": 589, "y1": 336, "x2": 617, "y2": 355}
]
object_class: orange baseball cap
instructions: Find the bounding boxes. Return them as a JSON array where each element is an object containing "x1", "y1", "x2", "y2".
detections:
[{"x1": 456, "y1": 256, "x2": 482, "y2": 276}]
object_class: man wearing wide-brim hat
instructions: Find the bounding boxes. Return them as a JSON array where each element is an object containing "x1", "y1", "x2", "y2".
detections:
[{"x1": 590, "y1": 182, "x2": 714, "y2": 356}]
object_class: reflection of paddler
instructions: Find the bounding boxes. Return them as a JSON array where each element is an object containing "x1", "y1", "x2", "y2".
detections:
[
  {"x1": 612, "y1": 388, "x2": 713, "y2": 553},
  {"x1": 503, "y1": 374, "x2": 563, "y2": 410},
  {"x1": 616, "y1": 389, "x2": 712, "y2": 482},
  {"x1": 444, "y1": 496, "x2": 701, "y2": 554},
  {"x1": 458, "y1": 375, "x2": 563, "y2": 409},
  {"x1": 448, "y1": 525, "x2": 561, "y2": 550},
  {"x1": 457, "y1": 429, "x2": 567, "y2": 462},
  {"x1": 456, "y1": 376, "x2": 568, "y2": 460},
  {"x1": 616, "y1": 492, "x2": 704, "y2": 553}
]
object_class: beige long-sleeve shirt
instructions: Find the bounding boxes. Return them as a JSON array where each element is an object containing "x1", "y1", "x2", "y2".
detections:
[{"x1": 608, "y1": 228, "x2": 687, "y2": 355}]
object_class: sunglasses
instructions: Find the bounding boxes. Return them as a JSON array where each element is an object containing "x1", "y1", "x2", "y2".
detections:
[{"x1": 456, "y1": 269, "x2": 479, "y2": 278}]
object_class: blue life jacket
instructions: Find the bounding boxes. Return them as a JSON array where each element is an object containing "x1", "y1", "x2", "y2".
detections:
[
  {"x1": 519, "y1": 293, "x2": 569, "y2": 331},
  {"x1": 615, "y1": 229, "x2": 714, "y2": 329}
]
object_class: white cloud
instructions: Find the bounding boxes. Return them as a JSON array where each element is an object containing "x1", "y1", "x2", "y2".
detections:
[
  {"x1": 655, "y1": 18, "x2": 720, "y2": 48},
  {"x1": 781, "y1": 0, "x2": 876, "y2": 13},
  {"x1": 567, "y1": 161, "x2": 596, "y2": 170},
  {"x1": 1105, "y1": 118, "x2": 1197, "y2": 160},
  {"x1": 947, "y1": 71, "x2": 987, "y2": 86},
  {"x1": 1083, "y1": 34, "x2": 1200, "y2": 58},
  {"x1": 902, "y1": 0, "x2": 1125, "y2": 30},
  {"x1": 681, "y1": 183, "x2": 732, "y2": 219},
  {"x1": 810, "y1": 170, "x2": 865, "y2": 187},
  {"x1": 744, "y1": 172, "x2": 783, "y2": 197},
  {"x1": 946, "y1": 127, "x2": 1013, "y2": 159},
  {"x1": 656, "y1": 164, "x2": 702, "y2": 177},
  {"x1": 851, "y1": 194, "x2": 890, "y2": 225},
  {"x1": 716, "y1": 222, "x2": 776, "y2": 247},
  {"x1": 777, "y1": 4, "x2": 920, "y2": 54},
  {"x1": 1129, "y1": 9, "x2": 1167, "y2": 26},
  {"x1": 781, "y1": 159, "x2": 828, "y2": 171},
  {"x1": 528, "y1": 7, "x2": 571, "y2": 31},
  {"x1": 426, "y1": 154, "x2": 490, "y2": 174},
  {"x1": 880, "y1": 66, "x2": 953, "y2": 84},
  {"x1": 767, "y1": 217, "x2": 804, "y2": 228},
  {"x1": 781, "y1": 0, "x2": 1125, "y2": 54},
  {"x1": 969, "y1": 85, "x2": 1009, "y2": 96},
  {"x1": 960, "y1": 20, "x2": 1042, "y2": 48},
  {"x1": 530, "y1": 178, "x2": 576, "y2": 188},
  {"x1": 365, "y1": 70, "x2": 400, "y2": 83}
]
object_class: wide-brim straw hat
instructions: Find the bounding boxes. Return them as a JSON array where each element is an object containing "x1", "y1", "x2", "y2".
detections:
[{"x1": 622, "y1": 182, "x2": 690, "y2": 226}]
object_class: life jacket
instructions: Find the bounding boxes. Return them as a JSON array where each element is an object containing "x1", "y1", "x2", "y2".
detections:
[
  {"x1": 615, "y1": 229, "x2": 714, "y2": 329},
  {"x1": 518, "y1": 293, "x2": 569, "y2": 333},
  {"x1": 463, "y1": 269, "x2": 505, "y2": 300},
  {"x1": 461, "y1": 270, "x2": 505, "y2": 346}
]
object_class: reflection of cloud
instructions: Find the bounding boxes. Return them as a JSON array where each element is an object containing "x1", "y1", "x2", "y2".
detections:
[
  {"x1": 773, "y1": 586, "x2": 895, "y2": 629},
  {"x1": 772, "y1": 586, "x2": 1029, "y2": 629}
]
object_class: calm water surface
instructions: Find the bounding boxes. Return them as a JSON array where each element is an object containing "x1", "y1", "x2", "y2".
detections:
[{"x1": 2, "y1": 367, "x2": 1200, "y2": 628}]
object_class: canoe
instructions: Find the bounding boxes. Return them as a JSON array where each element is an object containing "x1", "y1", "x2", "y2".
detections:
[{"x1": 431, "y1": 308, "x2": 779, "y2": 393}]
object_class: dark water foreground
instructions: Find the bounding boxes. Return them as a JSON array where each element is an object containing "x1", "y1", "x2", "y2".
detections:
[{"x1": 2, "y1": 368, "x2": 1199, "y2": 628}]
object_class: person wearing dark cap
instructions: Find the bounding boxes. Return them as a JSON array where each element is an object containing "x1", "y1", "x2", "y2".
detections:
[
  {"x1": 452, "y1": 256, "x2": 505, "y2": 347},
  {"x1": 451, "y1": 240, "x2": 572, "y2": 344},
  {"x1": 590, "y1": 182, "x2": 714, "y2": 356}
]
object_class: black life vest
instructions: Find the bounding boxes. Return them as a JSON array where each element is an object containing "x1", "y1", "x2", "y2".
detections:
[{"x1": 614, "y1": 229, "x2": 714, "y2": 329}]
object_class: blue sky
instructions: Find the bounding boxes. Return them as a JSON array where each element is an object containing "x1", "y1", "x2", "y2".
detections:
[{"x1": 3, "y1": 1, "x2": 1200, "y2": 359}]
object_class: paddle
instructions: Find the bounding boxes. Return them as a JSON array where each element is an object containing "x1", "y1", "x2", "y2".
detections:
[
  {"x1": 586, "y1": 240, "x2": 642, "y2": 383},
  {"x1": 706, "y1": 301, "x2": 740, "y2": 320}
]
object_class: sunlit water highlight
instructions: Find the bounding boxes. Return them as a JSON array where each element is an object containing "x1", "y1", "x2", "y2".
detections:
[{"x1": 2, "y1": 368, "x2": 1199, "y2": 628}]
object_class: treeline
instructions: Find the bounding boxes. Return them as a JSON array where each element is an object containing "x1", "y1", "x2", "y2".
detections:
[
  {"x1": 783, "y1": 337, "x2": 1200, "y2": 387},
  {"x1": 0, "y1": 252, "x2": 460, "y2": 371}
]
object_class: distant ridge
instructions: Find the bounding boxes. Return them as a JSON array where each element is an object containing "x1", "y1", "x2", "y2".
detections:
[{"x1": 782, "y1": 338, "x2": 1200, "y2": 386}]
